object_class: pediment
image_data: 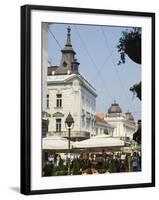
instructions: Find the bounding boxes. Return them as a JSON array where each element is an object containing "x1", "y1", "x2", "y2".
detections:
[{"x1": 53, "y1": 112, "x2": 64, "y2": 117}]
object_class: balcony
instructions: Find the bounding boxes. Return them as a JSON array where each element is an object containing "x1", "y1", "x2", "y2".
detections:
[{"x1": 48, "y1": 131, "x2": 90, "y2": 140}]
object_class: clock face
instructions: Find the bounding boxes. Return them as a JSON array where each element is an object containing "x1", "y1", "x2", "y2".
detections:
[{"x1": 72, "y1": 79, "x2": 79, "y2": 91}]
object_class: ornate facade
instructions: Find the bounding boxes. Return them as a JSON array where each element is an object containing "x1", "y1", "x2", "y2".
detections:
[
  {"x1": 46, "y1": 27, "x2": 97, "y2": 141},
  {"x1": 105, "y1": 102, "x2": 137, "y2": 143}
]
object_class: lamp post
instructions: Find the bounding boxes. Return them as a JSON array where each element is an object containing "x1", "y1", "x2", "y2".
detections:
[{"x1": 65, "y1": 113, "x2": 74, "y2": 175}]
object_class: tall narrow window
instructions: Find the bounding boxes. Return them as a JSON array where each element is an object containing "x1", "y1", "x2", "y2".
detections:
[
  {"x1": 56, "y1": 94, "x2": 62, "y2": 107},
  {"x1": 46, "y1": 94, "x2": 49, "y2": 108},
  {"x1": 56, "y1": 118, "x2": 61, "y2": 132}
]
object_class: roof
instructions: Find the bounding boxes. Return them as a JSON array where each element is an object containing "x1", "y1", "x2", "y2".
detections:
[
  {"x1": 47, "y1": 74, "x2": 76, "y2": 82},
  {"x1": 96, "y1": 113, "x2": 114, "y2": 128},
  {"x1": 47, "y1": 73, "x2": 97, "y2": 97},
  {"x1": 96, "y1": 115, "x2": 108, "y2": 124},
  {"x1": 96, "y1": 112, "x2": 106, "y2": 120},
  {"x1": 125, "y1": 112, "x2": 135, "y2": 123},
  {"x1": 48, "y1": 65, "x2": 59, "y2": 75},
  {"x1": 108, "y1": 102, "x2": 122, "y2": 114}
]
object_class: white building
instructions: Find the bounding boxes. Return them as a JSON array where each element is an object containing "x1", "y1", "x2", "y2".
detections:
[
  {"x1": 46, "y1": 26, "x2": 97, "y2": 141},
  {"x1": 104, "y1": 101, "x2": 137, "y2": 143},
  {"x1": 95, "y1": 113, "x2": 114, "y2": 136}
]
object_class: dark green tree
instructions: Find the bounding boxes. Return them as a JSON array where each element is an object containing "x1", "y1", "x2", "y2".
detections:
[
  {"x1": 109, "y1": 159, "x2": 116, "y2": 173},
  {"x1": 52, "y1": 159, "x2": 67, "y2": 176},
  {"x1": 72, "y1": 159, "x2": 81, "y2": 175},
  {"x1": 130, "y1": 82, "x2": 141, "y2": 100},
  {"x1": 133, "y1": 120, "x2": 141, "y2": 144},
  {"x1": 124, "y1": 155, "x2": 129, "y2": 171},
  {"x1": 117, "y1": 28, "x2": 141, "y2": 65}
]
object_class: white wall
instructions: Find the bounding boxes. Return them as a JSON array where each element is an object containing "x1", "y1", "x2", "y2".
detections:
[
  {"x1": 47, "y1": 81, "x2": 81, "y2": 132},
  {"x1": 0, "y1": 0, "x2": 158, "y2": 200},
  {"x1": 105, "y1": 114, "x2": 136, "y2": 138}
]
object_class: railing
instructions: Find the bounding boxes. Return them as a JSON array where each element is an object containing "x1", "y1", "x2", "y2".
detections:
[{"x1": 48, "y1": 131, "x2": 90, "y2": 138}]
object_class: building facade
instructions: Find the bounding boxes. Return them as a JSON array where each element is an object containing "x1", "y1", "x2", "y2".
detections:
[
  {"x1": 46, "y1": 27, "x2": 97, "y2": 141},
  {"x1": 104, "y1": 102, "x2": 137, "y2": 143},
  {"x1": 95, "y1": 113, "x2": 114, "y2": 136}
]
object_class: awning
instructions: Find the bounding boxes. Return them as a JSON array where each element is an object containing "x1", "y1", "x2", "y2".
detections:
[
  {"x1": 43, "y1": 135, "x2": 73, "y2": 151},
  {"x1": 73, "y1": 134, "x2": 124, "y2": 149}
]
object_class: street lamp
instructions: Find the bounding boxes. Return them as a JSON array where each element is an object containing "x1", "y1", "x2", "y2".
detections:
[{"x1": 65, "y1": 113, "x2": 74, "y2": 175}]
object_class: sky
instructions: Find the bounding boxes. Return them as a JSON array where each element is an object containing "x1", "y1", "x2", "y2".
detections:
[{"x1": 48, "y1": 23, "x2": 141, "y2": 120}]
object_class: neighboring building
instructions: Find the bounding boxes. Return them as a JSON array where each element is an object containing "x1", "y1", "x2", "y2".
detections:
[
  {"x1": 104, "y1": 101, "x2": 137, "y2": 143},
  {"x1": 46, "y1": 26, "x2": 97, "y2": 141},
  {"x1": 95, "y1": 113, "x2": 114, "y2": 136}
]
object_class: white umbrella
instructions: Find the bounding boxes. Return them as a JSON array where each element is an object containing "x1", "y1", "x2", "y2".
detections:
[
  {"x1": 42, "y1": 135, "x2": 73, "y2": 150},
  {"x1": 73, "y1": 134, "x2": 124, "y2": 149}
]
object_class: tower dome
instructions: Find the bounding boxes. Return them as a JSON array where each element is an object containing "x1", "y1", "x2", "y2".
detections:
[
  {"x1": 125, "y1": 112, "x2": 135, "y2": 122},
  {"x1": 108, "y1": 101, "x2": 122, "y2": 114}
]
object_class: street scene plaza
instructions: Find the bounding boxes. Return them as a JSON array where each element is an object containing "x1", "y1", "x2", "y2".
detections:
[{"x1": 42, "y1": 25, "x2": 141, "y2": 176}]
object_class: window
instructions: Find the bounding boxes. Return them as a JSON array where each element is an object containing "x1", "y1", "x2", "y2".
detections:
[
  {"x1": 56, "y1": 118, "x2": 61, "y2": 132},
  {"x1": 91, "y1": 120, "x2": 94, "y2": 130},
  {"x1": 104, "y1": 129, "x2": 109, "y2": 135},
  {"x1": 56, "y1": 94, "x2": 62, "y2": 107},
  {"x1": 82, "y1": 95, "x2": 85, "y2": 105},
  {"x1": 86, "y1": 118, "x2": 90, "y2": 129},
  {"x1": 46, "y1": 94, "x2": 49, "y2": 108}
]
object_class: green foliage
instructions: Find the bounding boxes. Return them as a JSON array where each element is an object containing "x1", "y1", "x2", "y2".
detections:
[
  {"x1": 53, "y1": 170, "x2": 66, "y2": 176},
  {"x1": 52, "y1": 159, "x2": 67, "y2": 176},
  {"x1": 72, "y1": 159, "x2": 81, "y2": 175},
  {"x1": 124, "y1": 155, "x2": 129, "y2": 170},
  {"x1": 133, "y1": 126, "x2": 141, "y2": 144},
  {"x1": 109, "y1": 159, "x2": 116, "y2": 173},
  {"x1": 117, "y1": 28, "x2": 141, "y2": 65},
  {"x1": 43, "y1": 162, "x2": 53, "y2": 176},
  {"x1": 130, "y1": 82, "x2": 141, "y2": 100},
  {"x1": 105, "y1": 159, "x2": 110, "y2": 170}
]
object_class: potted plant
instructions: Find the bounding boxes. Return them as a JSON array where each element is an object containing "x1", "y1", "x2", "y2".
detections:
[{"x1": 117, "y1": 28, "x2": 141, "y2": 65}]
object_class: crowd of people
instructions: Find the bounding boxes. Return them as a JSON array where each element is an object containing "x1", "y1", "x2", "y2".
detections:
[{"x1": 43, "y1": 151, "x2": 141, "y2": 176}]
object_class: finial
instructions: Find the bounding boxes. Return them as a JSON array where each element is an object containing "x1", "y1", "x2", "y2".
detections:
[
  {"x1": 114, "y1": 99, "x2": 116, "y2": 104},
  {"x1": 66, "y1": 26, "x2": 72, "y2": 47},
  {"x1": 67, "y1": 26, "x2": 71, "y2": 34}
]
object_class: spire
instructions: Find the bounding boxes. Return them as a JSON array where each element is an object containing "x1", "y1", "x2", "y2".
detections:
[
  {"x1": 54, "y1": 26, "x2": 80, "y2": 75},
  {"x1": 66, "y1": 26, "x2": 72, "y2": 47}
]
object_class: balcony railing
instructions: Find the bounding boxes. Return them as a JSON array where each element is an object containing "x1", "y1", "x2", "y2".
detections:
[{"x1": 48, "y1": 131, "x2": 90, "y2": 139}]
